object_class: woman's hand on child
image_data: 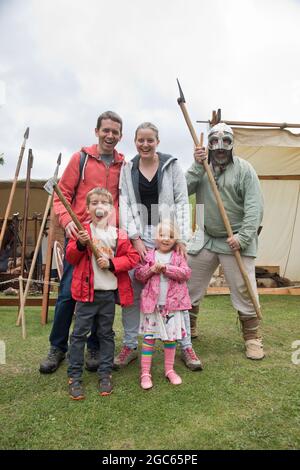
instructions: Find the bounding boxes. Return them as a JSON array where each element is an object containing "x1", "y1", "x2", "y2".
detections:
[
  {"x1": 132, "y1": 238, "x2": 148, "y2": 261},
  {"x1": 176, "y1": 242, "x2": 187, "y2": 259},
  {"x1": 77, "y1": 230, "x2": 90, "y2": 245}
]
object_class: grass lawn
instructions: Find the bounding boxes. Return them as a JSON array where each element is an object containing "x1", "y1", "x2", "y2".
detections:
[{"x1": 0, "y1": 295, "x2": 299, "y2": 450}]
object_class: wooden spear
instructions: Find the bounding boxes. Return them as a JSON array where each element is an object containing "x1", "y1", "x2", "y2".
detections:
[
  {"x1": 44, "y1": 176, "x2": 100, "y2": 260},
  {"x1": 20, "y1": 149, "x2": 34, "y2": 280},
  {"x1": 16, "y1": 154, "x2": 62, "y2": 329},
  {"x1": 18, "y1": 276, "x2": 26, "y2": 339},
  {"x1": 177, "y1": 79, "x2": 262, "y2": 319},
  {"x1": 0, "y1": 127, "x2": 29, "y2": 252},
  {"x1": 192, "y1": 132, "x2": 203, "y2": 233}
]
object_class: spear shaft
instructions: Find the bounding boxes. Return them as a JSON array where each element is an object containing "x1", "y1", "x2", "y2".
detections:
[
  {"x1": 0, "y1": 127, "x2": 29, "y2": 252},
  {"x1": 176, "y1": 80, "x2": 261, "y2": 319}
]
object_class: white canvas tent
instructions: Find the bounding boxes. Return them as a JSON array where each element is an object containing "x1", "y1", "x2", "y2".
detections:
[{"x1": 233, "y1": 127, "x2": 300, "y2": 281}]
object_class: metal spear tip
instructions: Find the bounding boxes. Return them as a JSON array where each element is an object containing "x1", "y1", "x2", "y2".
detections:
[
  {"x1": 24, "y1": 127, "x2": 30, "y2": 139},
  {"x1": 44, "y1": 177, "x2": 56, "y2": 196},
  {"x1": 57, "y1": 152, "x2": 62, "y2": 165},
  {"x1": 176, "y1": 78, "x2": 186, "y2": 104}
]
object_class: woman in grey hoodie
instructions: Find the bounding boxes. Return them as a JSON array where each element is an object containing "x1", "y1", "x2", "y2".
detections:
[{"x1": 114, "y1": 122, "x2": 202, "y2": 371}]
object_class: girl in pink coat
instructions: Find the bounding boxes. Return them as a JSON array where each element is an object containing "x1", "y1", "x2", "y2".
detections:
[{"x1": 135, "y1": 221, "x2": 192, "y2": 390}]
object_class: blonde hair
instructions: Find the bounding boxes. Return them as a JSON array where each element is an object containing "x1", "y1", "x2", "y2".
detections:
[
  {"x1": 86, "y1": 187, "x2": 113, "y2": 206},
  {"x1": 156, "y1": 220, "x2": 180, "y2": 241}
]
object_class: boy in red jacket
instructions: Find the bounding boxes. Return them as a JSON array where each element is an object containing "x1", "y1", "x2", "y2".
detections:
[{"x1": 66, "y1": 187, "x2": 139, "y2": 400}]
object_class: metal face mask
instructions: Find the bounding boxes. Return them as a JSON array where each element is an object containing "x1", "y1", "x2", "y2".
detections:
[{"x1": 208, "y1": 123, "x2": 234, "y2": 151}]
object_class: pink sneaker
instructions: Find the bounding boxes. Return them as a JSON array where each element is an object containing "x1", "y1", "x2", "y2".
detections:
[
  {"x1": 165, "y1": 370, "x2": 182, "y2": 385},
  {"x1": 140, "y1": 373, "x2": 153, "y2": 390}
]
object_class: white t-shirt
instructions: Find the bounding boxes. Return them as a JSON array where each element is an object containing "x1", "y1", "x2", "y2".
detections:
[
  {"x1": 90, "y1": 223, "x2": 118, "y2": 290},
  {"x1": 155, "y1": 250, "x2": 172, "y2": 306}
]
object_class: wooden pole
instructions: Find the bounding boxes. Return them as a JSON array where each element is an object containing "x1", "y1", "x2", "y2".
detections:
[
  {"x1": 41, "y1": 208, "x2": 55, "y2": 325},
  {"x1": 196, "y1": 119, "x2": 300, "y2": 129},
  {"x1": 17, "y1": 195, "x2": 53, "y2": 327},
  {"x1": 192, "y1": 132, "x2": 203, "y2": 233},
  {"x1": 0, "y1": 128, "x2": 29, "y2": 252},
  {"x1": 18, "y1": 149, "x2": 33, "y2": 323},
  {"x1": 177, "y1": 82, "x2": 262, "y2": 319},
  {"x1": 18, "y1": 276, "x2": 26, "y2": 339},
  {"x1": 20, "y1": 149, "x2": 33, "y2": 279},
  {"x1": 222, "y1": 120, "x2": 300, "y2": 128},
  {"x1": 52, "y1": 183, "x2": 100, "y2": 259}
]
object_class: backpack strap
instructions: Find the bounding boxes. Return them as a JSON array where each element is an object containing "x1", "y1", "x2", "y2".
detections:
[{"x1": 71, "y1": 151, "x2": 88, "y2": 204}]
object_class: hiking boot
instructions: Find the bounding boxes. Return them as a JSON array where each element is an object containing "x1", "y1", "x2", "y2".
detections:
[
  {"x1": 39, "y1": 347, "x2": 65, "y2": 374},
  {"x1": 181, "y1": 347, "x2": 203, "y2": 371},
  {"x1": 99, "y1": 375, "x2": 113, "y2": 396},
  {"x1": 140, "y1": 373, "x2": 153, "y2": 390},
  {"x1": 190, "y1": 314, "x2": 198, "y2": 339},
  {"x1": 85, "y1": 349, "x2": 100, "y2": 372},
  {"x1": 113, "y1": 346, "x2": 138, "y2": 369},
  {"x1": 189, "y1": 305, "x2": 199, "y2": 339},
  {"x1": 68, "y1": 378, "x2": 85, "y2": 400},
  {"x1": 245, "y1": 339, "x2": 265, "y2": 360}
]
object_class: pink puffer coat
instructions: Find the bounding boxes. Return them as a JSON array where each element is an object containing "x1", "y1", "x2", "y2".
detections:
[{"x1": 135, "y1": 249, "x2": 192, "y2": 314}]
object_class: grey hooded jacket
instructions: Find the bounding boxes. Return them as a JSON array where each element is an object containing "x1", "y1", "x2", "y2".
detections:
[{"x1": 119, "y1": 152, "x2": 190, "y2": 244}]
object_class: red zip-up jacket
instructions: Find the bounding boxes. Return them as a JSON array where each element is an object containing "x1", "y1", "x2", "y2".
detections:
[
  {"x1": 54, "y1": 144, "x2": 125, "y2": 229},
  {"x1": 66, "y1": 225, "x2": 140, "y2": 306}
]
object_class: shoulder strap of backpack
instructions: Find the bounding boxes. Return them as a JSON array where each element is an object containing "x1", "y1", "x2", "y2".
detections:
[{"x1": 71, "y1": 151, "x2": 88, "y2": 204}]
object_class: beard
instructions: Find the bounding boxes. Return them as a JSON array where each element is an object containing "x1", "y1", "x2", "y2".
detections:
[{"x1": 209, "y1": 149, "x2": 232, "y2": 167}]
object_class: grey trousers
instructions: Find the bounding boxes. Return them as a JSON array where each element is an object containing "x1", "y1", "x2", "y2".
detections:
[
  {"x1": 187, "y1": 248, "x2": 259, "y2": 316},
  {"x1": 67, "y1": 290, "x2": 116, "y2": 380}
]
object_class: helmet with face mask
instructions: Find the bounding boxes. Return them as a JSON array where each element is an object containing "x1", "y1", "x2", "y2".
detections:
[{"x1": 207, "y1": 123, "x2": 234, "y2": 166}]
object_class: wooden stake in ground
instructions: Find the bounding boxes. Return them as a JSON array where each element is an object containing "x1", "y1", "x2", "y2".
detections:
[
  {"x1": 0, "y1": 127, "x2": 29, "y2": 252},
  {"x1": 17, "y1": 154, "x2": 61, "y2": 329},
  {"x1": 176, "y1": 79, "x2": 262, "y2": 319}
]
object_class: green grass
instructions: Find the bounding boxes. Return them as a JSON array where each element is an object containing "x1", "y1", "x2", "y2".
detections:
[{"x1": 0, "y1": 296, "x2": 299, "y2": 450}]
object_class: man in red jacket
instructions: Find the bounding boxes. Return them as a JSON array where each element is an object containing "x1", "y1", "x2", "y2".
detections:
[
  {"x1": 66, "y1": 187, "x2": 139, "y2": 399},
  {"x1": 39, "y1": 111, "x2": 124, "y2": 374}
]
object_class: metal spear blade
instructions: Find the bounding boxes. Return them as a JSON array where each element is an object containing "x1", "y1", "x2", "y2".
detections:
[
  {"x1": 44, "y1": 177, "x2": 56, "y2": 196},
  {"x1": 176, "y1": 78, "x2": 186, "y2": 104},
  {"x1": 24, "y1": 127, "x2": 30, "y2": 139},
  {"x1": 54, "y1": 153, "x2": 62, "y2": 180}
]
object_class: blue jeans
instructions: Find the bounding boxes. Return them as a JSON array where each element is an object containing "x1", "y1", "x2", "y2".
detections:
[
  {"x1": 121, "y1": 225, "x2": 192, "y2": 350},
  {"x1": 49, "y1": 239, "x2": 99, "y2": 353}
]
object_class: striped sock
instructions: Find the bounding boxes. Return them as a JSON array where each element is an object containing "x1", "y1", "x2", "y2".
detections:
[
  {"x1": 164, "y1": 341, "x2": 177, "y2": 373},
  {"x1": 141, "y1": 336, "x2": 155, "y2": 376}
]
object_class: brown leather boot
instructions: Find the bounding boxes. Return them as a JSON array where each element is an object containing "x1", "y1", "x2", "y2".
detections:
[
  {"x1": 189, "y1": 305, "x2": 199, "y2": 339},
  {"x1": 239, "y1": 313, "x2": 265, "y2": 360}
]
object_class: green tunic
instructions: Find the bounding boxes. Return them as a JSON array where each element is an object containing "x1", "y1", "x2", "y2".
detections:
[{"x1": 185, "y1": 156, "x2": 264, "y2": 257}]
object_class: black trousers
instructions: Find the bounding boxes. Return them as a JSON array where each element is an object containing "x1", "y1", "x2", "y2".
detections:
[{"x1": 67, "y1": 290, "x2": 116, "y2": 380}]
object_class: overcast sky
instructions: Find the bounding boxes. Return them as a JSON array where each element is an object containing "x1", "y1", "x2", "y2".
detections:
[{"x1": 1, "y1": 0, "x2": 300, "y2": 180}]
